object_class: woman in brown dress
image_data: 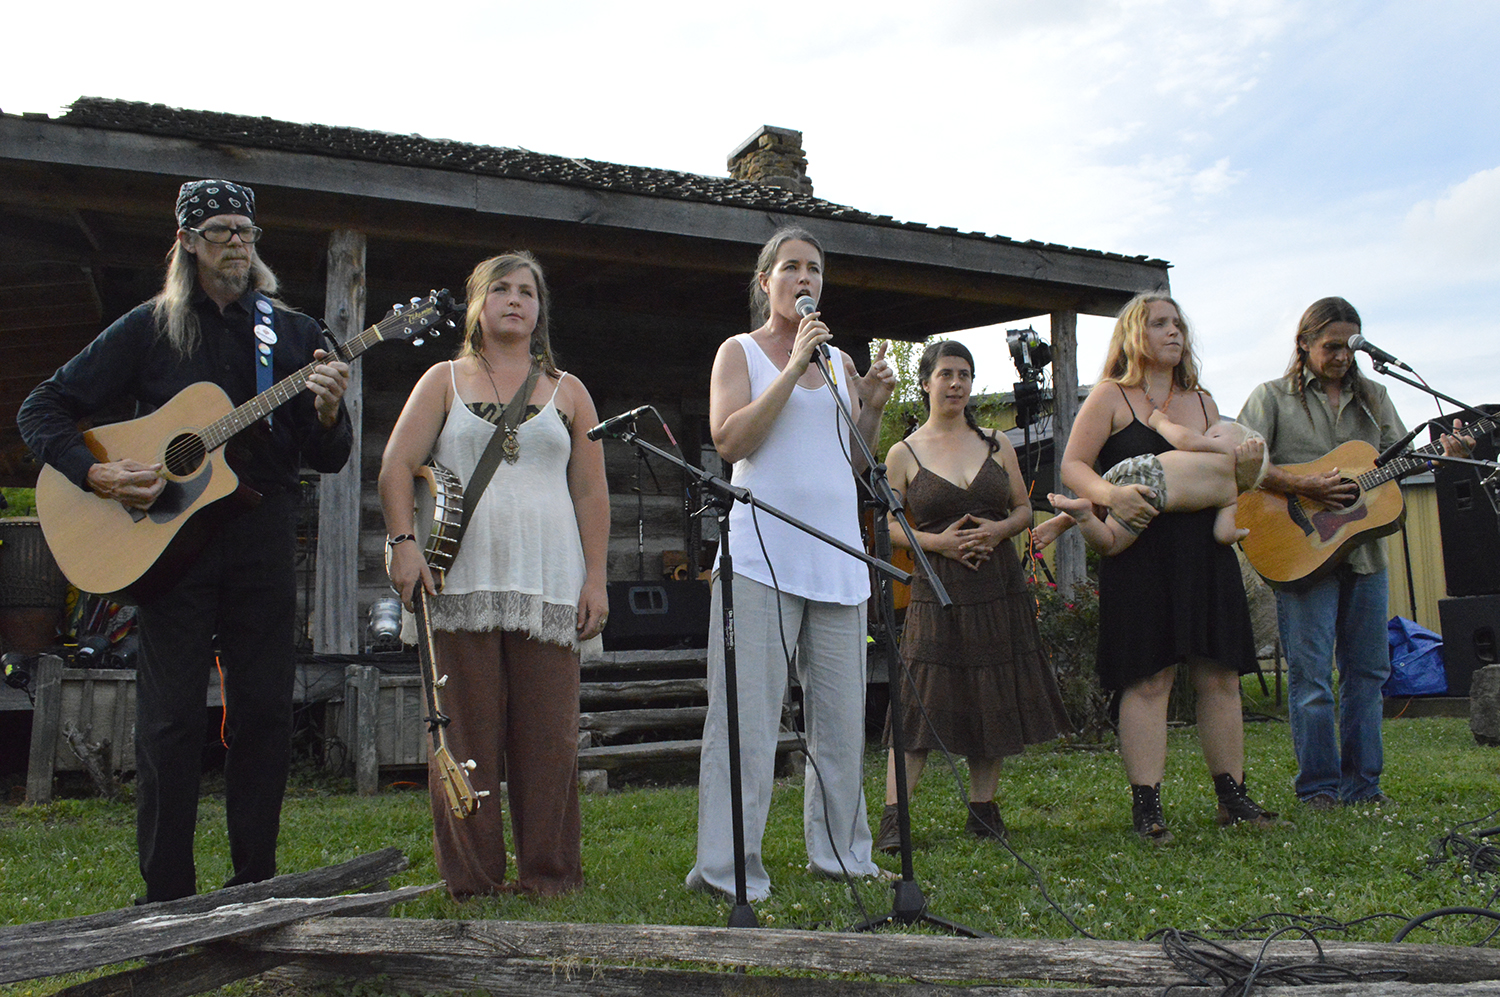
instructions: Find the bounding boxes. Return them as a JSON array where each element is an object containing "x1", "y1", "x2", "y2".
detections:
[{"x1": 875, "y1": 340, "x2": 1070, "y2": 851}]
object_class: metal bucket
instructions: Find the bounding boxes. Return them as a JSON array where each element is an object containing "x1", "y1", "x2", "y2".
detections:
[{"x1": 0, "y1": 517, "x2": 69, "y2": 609}]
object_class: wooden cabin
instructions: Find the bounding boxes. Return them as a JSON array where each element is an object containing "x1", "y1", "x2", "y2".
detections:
[{"x1": 0, "y1": 102, "x2": 1172, "y2": 651}]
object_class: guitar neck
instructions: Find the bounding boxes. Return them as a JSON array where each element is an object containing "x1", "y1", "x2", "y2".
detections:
[
  {"x1": 1357, "y1": 414, "x2": 1498, "y2": 491},
  {"x1": 198, "y1": 322, "x2": 389, "y2": 452}
]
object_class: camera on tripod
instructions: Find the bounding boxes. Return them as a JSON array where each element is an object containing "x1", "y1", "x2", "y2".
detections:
[{"x1": 1006, "y1": 328, "x2": 1052, "y2": 429}]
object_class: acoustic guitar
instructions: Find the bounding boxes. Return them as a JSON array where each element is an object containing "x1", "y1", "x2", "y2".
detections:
[
  {"x1": 35, "y1": 291, "x2": 462, "y2": 601},
  {"x1": 1236, "y1": 414, "x2": 1496, "y2": 588}
]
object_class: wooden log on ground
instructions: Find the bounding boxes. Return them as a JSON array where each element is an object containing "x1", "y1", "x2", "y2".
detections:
[
  {"x1": 265, "y1": 953, "x2": 1500, "y2": 997},
  {"x1": 240, "y1": 918, "x2": 1500, "y2": 988},
  {"x1": 0, "y1": 847, "x2": 408, "y2": 943},
  {"x1": 0, "y1": 886, "x2": 434, "y2": 985},
  {"x1": 51, "y1": 945, "x2": 286, "y2": 997}
]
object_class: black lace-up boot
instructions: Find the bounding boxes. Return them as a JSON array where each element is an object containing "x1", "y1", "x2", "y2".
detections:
[
  {"x1": 1131, "y1": 782, "x2": 1173, "y2": 845},
  {"x1": 1213, "y1": 772, "x2": 1287, "y2": 828},
  {"x1": 965, "y1": 800, "x2": 1007, "y2": 840}
]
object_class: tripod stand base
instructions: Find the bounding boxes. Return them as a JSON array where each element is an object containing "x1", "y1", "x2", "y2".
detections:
[
  {"x1": 852, "y1": 879, "x2": 991, "y2": 937},
  {"x1": 727, "y1": 903, "x2": 759, "y2": 928}
]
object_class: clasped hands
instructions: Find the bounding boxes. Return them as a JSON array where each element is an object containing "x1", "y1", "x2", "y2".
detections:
[{"x1": 935, "y1": 513, "x2": 1002, "y2": 571}]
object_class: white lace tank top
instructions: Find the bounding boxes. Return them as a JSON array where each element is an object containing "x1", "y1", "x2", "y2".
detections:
[{"x1": 426, "y1": 361, "x2": 586, "y2": 648}]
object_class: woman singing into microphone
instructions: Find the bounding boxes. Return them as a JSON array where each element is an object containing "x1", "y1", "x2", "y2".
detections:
[{"x1": 685, "y1": 228, "x2": 896, "y2": 900}]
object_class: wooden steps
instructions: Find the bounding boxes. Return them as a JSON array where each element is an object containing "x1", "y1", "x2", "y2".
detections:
[{"x1": 576, "y1": 647, "x2": 801, "y2": 788}]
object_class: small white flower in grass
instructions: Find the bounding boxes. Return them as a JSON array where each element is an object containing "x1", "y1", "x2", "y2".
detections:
[{"x1": 1149, "y1": 908, "x2": 1157, "y2": 915}]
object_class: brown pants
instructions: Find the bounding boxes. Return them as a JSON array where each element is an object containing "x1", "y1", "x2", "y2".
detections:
[{"x1": 429, "y1": 629, "x2": 583, "y2": 897}]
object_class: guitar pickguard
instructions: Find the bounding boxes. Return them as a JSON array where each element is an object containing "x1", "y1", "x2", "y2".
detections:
[
  {"x1": 125, "y1": 466, "x2": 213, "y2": 524},
  {"x1": 1307, "y1": 501, "x2": 1368, "y2": 544}
]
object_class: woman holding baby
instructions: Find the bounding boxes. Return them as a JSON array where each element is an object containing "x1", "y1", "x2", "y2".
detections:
[{"x1": 1053, "y1": 292, "x2": 1281, "y2": 844}]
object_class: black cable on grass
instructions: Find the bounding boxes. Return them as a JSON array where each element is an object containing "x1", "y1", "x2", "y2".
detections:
[
  {"x1": 1201, "y1": 911, "x2": 1411, "y2": 941},
  {"x1": 1425, "y1": 807, "x2": 1500, "y2": 881},
  {"x1": 1393, "y1": 906, "x2": 1500, "y2": 944},
  {"x1": 1153, "y1": 925, "x2": 1404, "y2": 996}
]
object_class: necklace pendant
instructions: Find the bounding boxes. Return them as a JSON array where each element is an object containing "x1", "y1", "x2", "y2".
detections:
[{"x1": 502, "y1": 429, "x2": 521, "y2": 464}]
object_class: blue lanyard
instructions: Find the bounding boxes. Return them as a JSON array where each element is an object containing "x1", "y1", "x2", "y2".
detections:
[{"x1": 252, "y1": 294, "x2": 277, "y2": 426}]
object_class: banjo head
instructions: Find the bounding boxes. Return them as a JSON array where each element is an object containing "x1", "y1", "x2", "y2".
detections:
[{"x1": 413, "y1": 461, "x2": 464, "y2": 589}]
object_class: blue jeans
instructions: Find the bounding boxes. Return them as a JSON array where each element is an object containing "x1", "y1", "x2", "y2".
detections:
[{"x1": 1276, "y1": 567, "x2": 1390, "y2": 803}]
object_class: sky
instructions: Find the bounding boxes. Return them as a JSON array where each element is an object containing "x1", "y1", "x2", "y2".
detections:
[{"x1": 5, "y1": 0, "x2": 1498, "y2": 429}]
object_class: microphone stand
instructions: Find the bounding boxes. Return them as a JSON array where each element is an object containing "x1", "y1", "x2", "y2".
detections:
[
  {"x1": 805, "y1": 348, "x2": 987, "y2": 937},
  {"x1": 1366, "y1": 360, "x2": 1491, "y2": 423},
  {"x1": 603, "y1": 420, "x2": 910, "y2": 929},
  {"x1": 1364, "y1": 364, "x2": 1500, "y2": 477}
]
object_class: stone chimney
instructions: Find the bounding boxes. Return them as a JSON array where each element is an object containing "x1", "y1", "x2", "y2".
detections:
[{"x1": 727, "y1": 125, "x2": 813, "y2": 196}]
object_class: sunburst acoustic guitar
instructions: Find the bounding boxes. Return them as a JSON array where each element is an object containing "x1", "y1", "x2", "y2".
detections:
[
  {"x1": 35, "y1": 291, "x2": 462, "y2": 601},
  {"x1": 1236, "y1": 414, "x2": 1496, "y2": 588}
]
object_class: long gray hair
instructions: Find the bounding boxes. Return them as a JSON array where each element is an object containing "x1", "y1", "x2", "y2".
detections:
[{"x1": 149, "y1": 239, "x2": 280, "y2": 356}]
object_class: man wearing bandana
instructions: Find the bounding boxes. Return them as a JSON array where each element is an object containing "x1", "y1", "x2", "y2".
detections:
[{"x1": 19, "y1": 180, "x2": 353, "y2": 902}]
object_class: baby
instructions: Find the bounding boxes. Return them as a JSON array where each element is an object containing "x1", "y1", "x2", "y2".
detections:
[{"x1": 1035, "y1": 410, "x2": 1267, "y2": 557}]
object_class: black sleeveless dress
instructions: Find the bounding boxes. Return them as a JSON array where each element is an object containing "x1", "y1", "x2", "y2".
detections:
[
  {"x1": 1094, "y1": 394, "x2": 1256, "y2": 692},
  {"x1": 886, "y1": 449, "x2": 1070, "y2": 756}
]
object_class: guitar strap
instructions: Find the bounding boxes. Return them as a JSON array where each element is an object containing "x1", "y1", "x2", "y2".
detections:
[
  {"x1": 251, "y1": 293, "x2": 278, "y2": 426},
  {"x1": 455, "y1": 359, "x2": 542, "y2": 546}
]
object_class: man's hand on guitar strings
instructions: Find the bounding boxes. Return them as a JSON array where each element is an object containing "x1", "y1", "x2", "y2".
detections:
[
  {"x1": 308, "y1": 349, "x2": 351, "y2": 428},
  {"x1": 86, "y1": 458, "x2": 166, "y2": 511}
]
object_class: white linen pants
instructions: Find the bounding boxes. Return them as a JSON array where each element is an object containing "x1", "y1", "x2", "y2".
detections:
[{"x1": 686, "y1": 575, "x2": 877, "y2": 900}]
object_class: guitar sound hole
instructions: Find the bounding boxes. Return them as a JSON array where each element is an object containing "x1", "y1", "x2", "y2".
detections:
[
  {"x1": 1338, "y1": 478, "x2": 1359, "y2": 507},
  {"x1": 164, "y1": 433, "x2": 208, "y2": 476}
]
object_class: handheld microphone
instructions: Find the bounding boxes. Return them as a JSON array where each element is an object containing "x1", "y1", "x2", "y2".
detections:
[
  {"x1": 587, "y1": 405, "x2": 651, "y2": 442},
  {"x1": 794, "y1": 295, "x2": 836, "y2": 384},
  {"x1": 1348, "y1": 333, "x2": 1413, "y2": 372}
]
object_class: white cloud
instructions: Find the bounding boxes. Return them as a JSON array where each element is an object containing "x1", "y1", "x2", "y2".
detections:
[{"x1": 1404, "y1": 166, "x2": 1500, "y2": 280}]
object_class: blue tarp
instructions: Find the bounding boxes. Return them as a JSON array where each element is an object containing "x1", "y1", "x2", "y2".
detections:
[{"x1": 1383, "y1": 616, "x2": 1447, "y2": 697}]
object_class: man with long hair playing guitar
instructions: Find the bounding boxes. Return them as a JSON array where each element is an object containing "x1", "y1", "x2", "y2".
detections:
[
  {"x1": 18, "y1": 180, "x2": 352, "y2": 902},
  {"x1": 1238, "y1": 296, "x2": 1468, "y2": 813}
]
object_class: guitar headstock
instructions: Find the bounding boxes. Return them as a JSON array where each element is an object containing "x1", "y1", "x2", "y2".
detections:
[{"x1": 376, "y1": 289, "x2": 465, "y2": 347}]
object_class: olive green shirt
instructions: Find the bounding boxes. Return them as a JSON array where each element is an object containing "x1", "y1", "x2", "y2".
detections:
[{"x1": 1237, "y1": 370, "x2": 1406, "y2": 575}]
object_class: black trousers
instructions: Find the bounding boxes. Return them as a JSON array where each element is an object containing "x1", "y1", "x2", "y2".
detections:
[{"x1": 134, "y1": 491, "x2": 297, "y2": 902}]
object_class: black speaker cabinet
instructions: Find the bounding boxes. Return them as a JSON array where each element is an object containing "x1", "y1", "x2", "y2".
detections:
[
  {"x1": 1438, "y1": 594, "x2": 1500, "y2": 697},
  {"x1": 1434, "y1": 405, "x2": 1500, "y2": 597},
  {"x1": 600, "y1": 580, "x2": 710, "y2": 651}
]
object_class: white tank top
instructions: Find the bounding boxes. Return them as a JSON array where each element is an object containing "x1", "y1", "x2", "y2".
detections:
[
  {"x1": 425, "y1": 361, "x2": 586, "y2": 648},
  {"x1": 717, "y1": 334, "x2": 869, "y2": 605}
]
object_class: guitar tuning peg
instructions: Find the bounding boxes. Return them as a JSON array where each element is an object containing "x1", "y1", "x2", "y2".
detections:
[
  {"x1": 412, "y1": 336, "x2": 425, "y2": 347},
  {"x1": 410, "y1": 296, "x2": 422, "y2": 306},
  {"x1": 392, "y1": 302, "x2": 404, "y2": 313},
  {"x1": 462, "y1": 758, "x2": 477, "y2": 771},
  {"x1": 476, "y1": 790, "x2": 492, "y2": 798},
  {"x1": 436, "y1": 674, "x2": 449, "y2": 688}
]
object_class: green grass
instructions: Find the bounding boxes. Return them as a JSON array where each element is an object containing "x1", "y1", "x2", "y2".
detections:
[{"x1": 3, "y1": 679, "x2": 1500, "y2": 995}]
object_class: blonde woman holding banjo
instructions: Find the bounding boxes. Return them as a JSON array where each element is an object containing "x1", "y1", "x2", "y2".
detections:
[{"x1": 379, "y1": 251, "x2": 609, "y2": 897}]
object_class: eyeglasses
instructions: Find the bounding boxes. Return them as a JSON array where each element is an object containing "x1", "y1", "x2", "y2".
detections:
[{"x1": 188, "y1": 224, "x2": 263, "y2": 244}]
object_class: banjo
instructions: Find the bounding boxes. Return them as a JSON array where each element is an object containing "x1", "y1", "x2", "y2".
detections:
[{"x1": 394, "y1": 461, "x2": 485, "y2": 818}]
